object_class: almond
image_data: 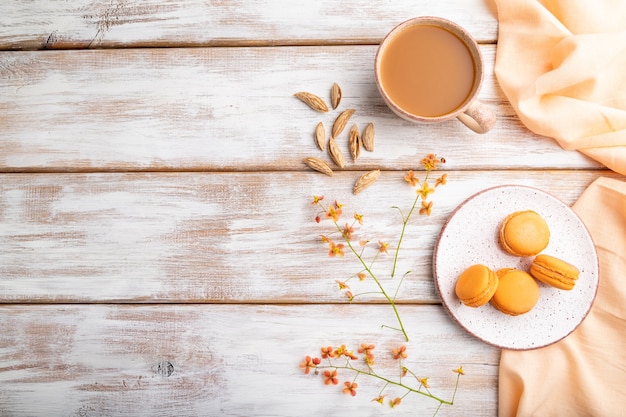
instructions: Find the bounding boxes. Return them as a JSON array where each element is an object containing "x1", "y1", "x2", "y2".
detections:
[
  {"x1": 294, "y1": 92, "x2": 329, "y2": 113},
  {"x1": 330, "y1": 82, "x2": 342, "y2": 109},
  {"x1": 331, "y1": 108, "x2": 355, "y2": 139},
  {"x1": 327, "y1": 136, "x2": 346, "y2": 168},
  {"x1": 348, "y1": 124, "x2": 361, "y2": 162},
  {"x1": 353, "y1": 169, "x2": 380, "y2": 195},
  {"x1": 362, "y1": 122, "x2": 375, "y2": 152},
  {"x1": 314, "y1": 122, "x2": 325, "y2": 151},
  {"x1": 303, "y1": 157, "x2": 333, "y2": 176}
]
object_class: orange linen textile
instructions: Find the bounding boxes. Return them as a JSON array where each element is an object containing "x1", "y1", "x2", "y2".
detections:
[
  {"x1": 498, "y1": 177, "x2": 626, "y2": 417},
  {"x1": 494, "y1": 0, "x2": 626, "y2": 174}
]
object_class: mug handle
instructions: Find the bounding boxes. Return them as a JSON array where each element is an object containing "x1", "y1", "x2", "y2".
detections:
[{"x1": 457, "y1": 100, "x2": 496, "y2": 134}]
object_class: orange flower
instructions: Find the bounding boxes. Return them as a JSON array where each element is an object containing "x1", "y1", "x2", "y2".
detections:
[
  {"x1": 358, "y1": 343, "x2": 375, "y2": 355},
  {"x1": 345, "y1": 290, "x2": 354, "y2": 301},
  {"x1": 419, "y1": 200, "x2": 433, "y2": 216},
  {"x1": 334, "y1": 345, "x2": 347, "y2": 357},
  {"x1": 421, "y1": 153, "x2": 443, "y2": 171},
  {"x1": 324, "y1": 369, "x2": 339, "y2": 385},
  {"x1": 343, "y1": 223, "x2": 354, "y2": 240},
  {"x1": 328, "y1": 241, "x2": 345, "y2": 257},
  {"x1": 358, "y1": 240, "x2": 368, "y2": 247},
  {"x1": 404, "y1": 170, "x2": 419, "y2": 187},
  {"x1": 435, "y1": 173, "x2": 447, "y2": 187},
  {"x1": 378, "y1": 240, "x2": 389, "y2": 254},
  {"x1": 392, "y1": 345, "x2": 408, "y2": 360},
  {"x1": 418, "y1": 377, "x2": 430, "y2": 388},
  {"x1": 354, "y1": 212, "x2": 364, "y2": 225},
  {"x1": 416, "y1": 181, "x2": 434, "y2": 199},
  {"x1": 365, "y1": 354, "x2": 375, "y2": 366},
  {"x1": 325, "y1": 205, "x2": 342, "y2": 222},
  {"x1": 453, "y1": 366, "x2": 465, "y2": 375},
  {"x1": 335, "y1": 280, "x2": 349, "y2": 290},
  {"x1": 389, "y1": 397, "x2": 402, "y2": 408},
  {"x1": 357, "y1": 272, "x2": 366, "y2": 281},
  {"x1": 372, "y1": 395, "x2": 386, "y2": 404},
  {"x1": 299, "y1": 356, "x2": 319, "y2": 374},
  {"x1": 345, "y1": 350, "x2": 358, "y2": 360},
  {"x1": 321, "y1": 346, "x2": 335, "y2": 359},
  {"x1": 343, "y1": 381, "x2": 358, "y2": 397},
  {"x1": 312, "y1": 195, "x2": 324, "y2": 204},
  {"x1": 320, "y1": 234, "x2": 330, "y2": 243}
]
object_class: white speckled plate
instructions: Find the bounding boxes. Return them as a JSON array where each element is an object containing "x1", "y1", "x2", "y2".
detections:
[{"x1": 433, "y1": 185, "x2": 599, "y2": 350}]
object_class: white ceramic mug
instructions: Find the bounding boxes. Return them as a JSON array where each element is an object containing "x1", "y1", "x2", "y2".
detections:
[{"x1": 375, "y1": 17, "x2": 496, "y2": 134}]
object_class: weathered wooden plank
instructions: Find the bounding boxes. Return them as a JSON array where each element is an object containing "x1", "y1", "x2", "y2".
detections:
[
  {"x1": 0, "y1": 0, "x2": 498, "y2": 50},
  {"x1": 0, "y1": 303, "x2": 499, "y2": 417},
  {"x1": 0, "y1": 170, "x2": 621, "y2": 303},
  {"x1": 0, "y1": 45, "x2": 602, "y2": 172}
]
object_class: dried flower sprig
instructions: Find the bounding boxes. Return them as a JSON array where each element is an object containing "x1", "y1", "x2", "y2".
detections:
[
  {"x1": 311, "y1": 154, "x2": 448, "y2": 341},
  {"x1": 300, "y1": 343, "x2": 464, "y2": 416}
]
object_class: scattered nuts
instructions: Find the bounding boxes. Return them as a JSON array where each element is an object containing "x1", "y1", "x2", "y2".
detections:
[{"x1": 296, "y1": 85, "x2": 381, "y2": 195}]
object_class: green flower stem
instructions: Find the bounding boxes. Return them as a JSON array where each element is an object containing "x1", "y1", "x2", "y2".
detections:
[
  {"x1": 378, "y1": 381, "x2": 390, "y2": 395},
  {"x1": 392, "y1": 270, "x2": 411, "y2": 302},
  {"x1": 391, "y1": 171, "x2": 431, "y2": 278},
  {"x1": 350, "y1": 291, "x2": 385, "y2": 299},
  {"x1": 340, "y1": 231, "x2": 409, "y2": 342},
  {"x1": 391, "y1": 194, "x2": 419, "y2": 278},
  {"x1": 404, "y1": 366, "x2": 433, "y2": 396},
  {"x1": 317, "y1": 362, "x2": 457, "y2": 406}
]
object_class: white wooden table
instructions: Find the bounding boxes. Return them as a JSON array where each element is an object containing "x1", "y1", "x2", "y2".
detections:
[{"x1": 1, "y1": 1, "x2": 623, "y2": 416}]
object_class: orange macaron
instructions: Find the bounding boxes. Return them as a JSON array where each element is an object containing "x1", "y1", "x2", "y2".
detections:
[
  {"x1": 455, "y1": 264, "x2": 499, "y2": 307},
  {"x1": 499, "y1": 210, "x2": 550, "y2": 257},
  {"x1": 491, "y1": 268, "x2": 540, "y2": 316},
  {"x1": 529, "y1": 254, "x2": 579, "y2": 291}
]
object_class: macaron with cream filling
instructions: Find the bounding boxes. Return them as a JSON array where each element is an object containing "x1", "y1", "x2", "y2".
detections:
[
  {"x1": 530, "y1": 254, "x2": 579, "y2": 290},
  {"x1": 499, "y1": 210, "x2": 550, "y2": 257},
  {"x1": 491, "y1": 268, "x2": 540, "y2": 316},
  {"x1": 455, "y1": 264, "x2": 499, "y2": 307}
]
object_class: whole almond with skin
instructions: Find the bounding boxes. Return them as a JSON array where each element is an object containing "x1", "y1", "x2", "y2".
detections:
[
  {"x1": 314, "y1": 122, "x2": 325, "y2": 151},
  {"x1": 362, "y1": 122, "x2": 375, "y2": 152},
  {"x1": 294, "y1": 92, "x2": 329, "y2": 113},
  {"x1": 331, "y1": 109, "x2": 355, "y2": 139},
  {"x1": 349, "y1": 124, "x2": 361, "y2": 161},
  {"x1": 353, "y1": 170, "x2": 381, "y2": 195},
  {"x1": 303, "y1": 157, "x2": 333, "y2": 176},
  {"x1": 331, "y1": 82, "x2": 342, "y2": 109},
  {"x1": 327, "y1": 136, "x2": 346, "y2": 168}
]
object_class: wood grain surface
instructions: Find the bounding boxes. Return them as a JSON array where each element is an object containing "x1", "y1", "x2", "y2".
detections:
[
  {"x1": 0, "y1": 0, "x2": 498, "y2": 49},
  {"x1": 0, "y1": 46, "x2": 601, "y2": 172},
  {"x1": 1, "y1": 1, "x2": 623, "y2": 416},
  {"x1": 0, "y1": 170, "x2": 620, "y2": 304},
  {"x1": 0, "y1": 304, "x2": 499, "y2": 417}
]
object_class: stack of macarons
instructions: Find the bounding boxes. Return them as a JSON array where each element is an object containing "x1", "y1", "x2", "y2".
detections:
[{"x1": 454, "y1": 209, "x2": 580, "y2": 316}]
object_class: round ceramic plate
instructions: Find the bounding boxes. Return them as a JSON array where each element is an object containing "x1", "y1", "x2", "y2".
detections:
[{"x1": 433, "y1": 185, "x2": 599, "y2": 350}]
